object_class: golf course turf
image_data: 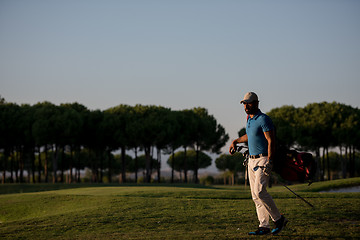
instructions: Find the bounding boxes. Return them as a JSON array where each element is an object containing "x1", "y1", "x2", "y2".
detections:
[{"x1": 1, "y1": 178, "x2": 359, "y2": 239}]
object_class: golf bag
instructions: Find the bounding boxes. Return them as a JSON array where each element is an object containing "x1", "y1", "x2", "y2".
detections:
[{"x1": 273, "y1": 147, "x2": 317, "y2": 183}]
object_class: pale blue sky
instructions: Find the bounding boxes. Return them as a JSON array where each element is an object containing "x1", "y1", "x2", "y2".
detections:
[{"x1": 1, "y1": 0, "x2": 360, "y2": 152}]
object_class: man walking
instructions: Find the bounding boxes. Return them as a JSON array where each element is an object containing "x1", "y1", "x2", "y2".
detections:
[{"x1": 229, "y1": 92, "x2": 288, "y2": 235}]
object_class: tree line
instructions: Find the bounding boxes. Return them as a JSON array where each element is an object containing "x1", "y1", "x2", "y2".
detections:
[
  {"x1": 0, "y1": 100, "x2": 229, "y2": 184},
  {"x1": 1, "y1": 98, "x2": 359, "y2": 185}
]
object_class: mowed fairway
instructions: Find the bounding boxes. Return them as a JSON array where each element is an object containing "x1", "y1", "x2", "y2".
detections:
[{"x1": 1, "y1": 179, "x2": 360, "y2": 239}]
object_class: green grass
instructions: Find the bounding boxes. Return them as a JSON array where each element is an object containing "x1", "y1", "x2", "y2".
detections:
[{"x1": 0, "y1": 178, "x2": 360, "y2": 239}]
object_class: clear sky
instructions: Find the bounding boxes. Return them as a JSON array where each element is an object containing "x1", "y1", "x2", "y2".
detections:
[{"x1": 1, "y1": 0, "x2": 360, "y2": 155}]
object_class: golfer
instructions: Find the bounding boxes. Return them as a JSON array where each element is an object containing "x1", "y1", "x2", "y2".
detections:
[{"x1": 229, "y1": 92, "x2": 288, "y2": 235}]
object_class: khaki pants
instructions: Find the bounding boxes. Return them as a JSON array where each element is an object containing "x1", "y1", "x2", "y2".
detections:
[{"x1": 248, "y1": 156, "x2": 281, "y2": 228}]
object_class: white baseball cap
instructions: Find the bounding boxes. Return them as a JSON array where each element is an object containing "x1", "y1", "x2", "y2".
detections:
[{"x1": 240, "y1": 92, "x2": 258, "y2": 104}]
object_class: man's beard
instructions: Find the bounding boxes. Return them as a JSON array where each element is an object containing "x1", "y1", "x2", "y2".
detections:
[{"x1": 245, "y1": 107, "x2": 258, "y2": 115}]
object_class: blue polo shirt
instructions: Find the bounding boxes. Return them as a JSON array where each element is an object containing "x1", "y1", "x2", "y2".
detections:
[{"x1": 246, "y1": 110, "x2": 274, "y2": 156}]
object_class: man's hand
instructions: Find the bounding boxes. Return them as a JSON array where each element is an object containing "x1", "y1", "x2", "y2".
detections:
[
  {"x1": 229, "y1": 134, "x2": 248, "y2": 155},
  {"x1": 229, "y1": 141, "x2": 237, "y2": 155},
  {"x1": 263, "y1": 162, "x2": 272, "y2": 176}
]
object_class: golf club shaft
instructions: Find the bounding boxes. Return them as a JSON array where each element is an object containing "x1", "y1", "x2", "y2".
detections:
[{"x1": 283, "y1": 184, "x2": 314, "y2": 208}]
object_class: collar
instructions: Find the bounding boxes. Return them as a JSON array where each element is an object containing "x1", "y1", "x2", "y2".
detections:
[{"x1": 249, "y1": 110, "x2": 262, "y2": 120}]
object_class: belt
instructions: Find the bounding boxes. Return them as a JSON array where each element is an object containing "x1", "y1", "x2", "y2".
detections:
[{"x1": 249, "y1": 153, "x2": 268, "y2": 159}]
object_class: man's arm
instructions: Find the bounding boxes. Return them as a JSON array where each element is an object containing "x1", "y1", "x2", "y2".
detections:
[
  {"x1": 229, "y1": 134, "x2": 248, "y2": 155},
  {"x1": 264, "y1": 130, "x2": 275, "y2": 161}
]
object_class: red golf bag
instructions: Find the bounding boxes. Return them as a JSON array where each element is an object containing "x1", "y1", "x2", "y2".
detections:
[{"x1": 274, "y1": 148, "x2": 317, "y2": 183}]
